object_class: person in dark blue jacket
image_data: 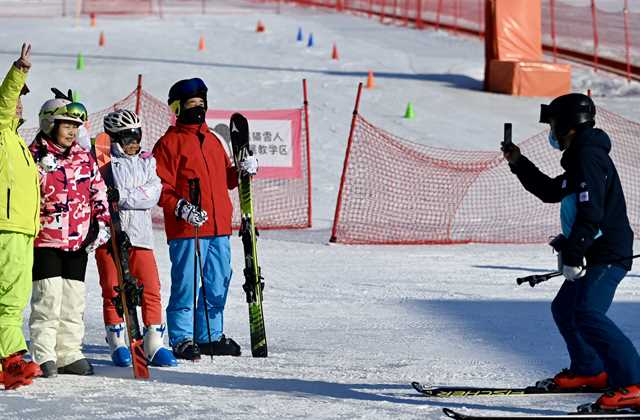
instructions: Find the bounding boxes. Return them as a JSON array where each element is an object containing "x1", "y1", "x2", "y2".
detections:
[{"x1": 503, "y1": 93, "x2": 640, "y2": 411}]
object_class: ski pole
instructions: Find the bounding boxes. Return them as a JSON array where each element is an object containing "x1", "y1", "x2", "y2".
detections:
[
  {"x1": 516, "y1": 253, "x2": 640, "y2": 287},
  {"x1": 516, "y1": 271, "x2": 561, "y2": 287},
  {"x1": 189, "y1": 178, "x2": 214, "y2": 360}
]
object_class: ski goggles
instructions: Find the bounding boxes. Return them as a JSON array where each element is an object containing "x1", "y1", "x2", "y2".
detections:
[
  {"x1": 50, "y1": 102, "x2": 88, "y2": 122},
  {"x1": 115, "y1": 128, "x2": 142, "y2": 145}
]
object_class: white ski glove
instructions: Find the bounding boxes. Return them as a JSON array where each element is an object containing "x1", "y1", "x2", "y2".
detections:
[
  {"x1": 239, "y1": 155, "x2": 259, "y2": 177},
  {"x1": 562, "y1": 264, "x2": 586, "y2": 281},
  {"x1": 39, "y1": 153, "x2": 58, "y2": 172},
  {"x1": 85, "y1": 221, "x2": 111, "y2": 254},
  {"x1": 175, "y1": 199, "x2": 208, "y2": 228}
]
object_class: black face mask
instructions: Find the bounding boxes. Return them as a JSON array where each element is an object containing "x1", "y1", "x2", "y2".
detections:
[{"x1": 178, "y1": 106, "x2": 206, "y2": 125}]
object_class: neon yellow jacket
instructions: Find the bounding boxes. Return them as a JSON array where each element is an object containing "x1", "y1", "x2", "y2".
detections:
[{"x1": 0, "y1": 65, "x2": 39, "y2": 236}]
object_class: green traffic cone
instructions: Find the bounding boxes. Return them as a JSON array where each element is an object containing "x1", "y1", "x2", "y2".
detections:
[
  {"x1": 76, "y1": 53, "x2": 85, "y2": 70},
  {"x1": 404, "y1": 102, "x2": 415, "y2": 119}
]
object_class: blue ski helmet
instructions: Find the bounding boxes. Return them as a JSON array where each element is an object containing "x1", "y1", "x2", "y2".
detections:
[{"x1": 168, "y1": 78, "x2": 208, "y2": 115}]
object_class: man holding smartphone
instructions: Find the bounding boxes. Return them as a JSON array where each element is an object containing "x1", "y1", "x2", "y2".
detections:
[{"x1": 502, "y1": 93, "x2": 640, "y2": 411}]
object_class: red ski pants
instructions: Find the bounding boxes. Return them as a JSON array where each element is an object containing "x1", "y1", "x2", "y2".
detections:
[{"x1": 95, "y1": 246, "x2": 162, "y2": 326}]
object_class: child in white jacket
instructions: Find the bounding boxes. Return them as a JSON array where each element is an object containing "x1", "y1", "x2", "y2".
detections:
[{"x1": 95, "y1": 110, "x2": 176, "y2": 367}]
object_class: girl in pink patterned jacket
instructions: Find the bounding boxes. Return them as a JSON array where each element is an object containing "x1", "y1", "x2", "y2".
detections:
[{"x1": 28, "y1": 96, "x2": 110, "y2": 378}]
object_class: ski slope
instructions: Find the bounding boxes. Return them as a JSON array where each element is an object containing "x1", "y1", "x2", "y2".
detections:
[{"x1": 1, "y1": 2, "x2": 640, "y2": 419}]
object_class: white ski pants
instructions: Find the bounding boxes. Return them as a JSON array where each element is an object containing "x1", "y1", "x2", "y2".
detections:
[{"x1": 29, "y1": 277, "x2": 86, "y2": 366}]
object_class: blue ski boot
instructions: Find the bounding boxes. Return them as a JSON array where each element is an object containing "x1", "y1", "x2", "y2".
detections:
[
  {"x1": 144, "y1": 324, "x2": 177, "y2": 367},
  {"x1": 105, "y1": 323, "x2": 132, "y2": 367}
]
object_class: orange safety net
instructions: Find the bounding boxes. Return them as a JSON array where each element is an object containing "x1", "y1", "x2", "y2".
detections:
[
  {"x1": 81, "y1": 0, "x2": 153, "y2": 15},
  {"x1": 331, "y1": 109, "x2": 640, "y2": 244},
  {"x1": 19, "y1": 88, "x2": 311, "y2": 230}
]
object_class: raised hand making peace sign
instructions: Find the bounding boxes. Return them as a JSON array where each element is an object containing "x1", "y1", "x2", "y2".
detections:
[{"x1": 14, "y1": 43, "x2": 31, "y2": 72}]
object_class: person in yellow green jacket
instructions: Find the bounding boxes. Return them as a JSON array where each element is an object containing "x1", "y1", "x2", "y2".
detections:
[{"x1": 0, "y1": 43, "x2": 43, "y2": 390}]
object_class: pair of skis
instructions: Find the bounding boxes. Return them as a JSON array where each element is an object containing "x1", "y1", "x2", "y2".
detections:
[
  {"x1": 230, "y1": 113, "x2": 268, "y2": 358},
  {"x1": 411, "y1": 381, "x2": 640, "y2": 419}
]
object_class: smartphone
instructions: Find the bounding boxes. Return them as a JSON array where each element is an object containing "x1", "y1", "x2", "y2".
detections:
[{"x1": 501, "y1": 122, "x2": 513, "y2": 152}]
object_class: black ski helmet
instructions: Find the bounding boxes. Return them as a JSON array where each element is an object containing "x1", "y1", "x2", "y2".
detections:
[
  {"x1": 168, "y1": 78, "x2": 208, "y2": 115},
  {"x1": 539, "y1": 93, "x2": 596, "y2": 136}
]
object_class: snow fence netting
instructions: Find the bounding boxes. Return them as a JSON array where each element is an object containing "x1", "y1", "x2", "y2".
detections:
[
  {"x1": 19, "y1": 88, "x2": 312, "y2": 230},
  {"x1": 330, "y1": 108, "x2": 640, "y2": 244}
]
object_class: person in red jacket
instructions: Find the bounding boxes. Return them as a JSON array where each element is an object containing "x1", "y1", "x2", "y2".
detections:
[{"x1": 153, "y1": 78, "x2": 257, "y2": 360}]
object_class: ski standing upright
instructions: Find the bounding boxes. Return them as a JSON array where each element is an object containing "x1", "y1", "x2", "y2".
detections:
[
  {"x1": 95, "y1": 133, "x2": 150, "y2": 379},
  {"x1": 230, "y1": 113, "x2": 267, "y2": 358}
]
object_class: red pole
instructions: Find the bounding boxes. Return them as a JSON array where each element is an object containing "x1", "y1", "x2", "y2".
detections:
[
  {"x1": 330, "y1": 83, "x2": 363, "y2": 243},
  {"x1": 436, "y1": 0, "x2": 442, "y2": 30},
  {"x1": 135, "y1": 74, "x2": 143, "y2": 115},
  {"x1": 550, "y1": 0, "x2": 557, "y2": 63},
  {"x1": 416, "y1": 0, "x2": 423, "y2": 29},
  {"x1": 368, "y1": 0, "x2": 373, "y2": 18},
  {"x1": 380, "y1": 0, "x2": 386, "y2": 23},
  {"x1": 302, "y1": 79, "x2": 313, "y2": 228},
  {"x1": 590, "y1": 0, "x2": 599, "y2": 71},
  {"x1": 623, "y1": 0, "x2": 631, "y2": 82}
]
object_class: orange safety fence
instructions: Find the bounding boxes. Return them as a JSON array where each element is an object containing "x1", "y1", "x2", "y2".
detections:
[
  {"x1": 271, "y1": 0, "x2": 640, "y2": 81},
  {"x1": 330, "y1": 85, "x2": 640, "y2": 244}
]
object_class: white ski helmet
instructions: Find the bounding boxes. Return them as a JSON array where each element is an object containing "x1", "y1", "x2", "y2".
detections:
[
  {"x1": 39, "y1": 98, "x2": 87, "y2": 136},
  {"x1": 103, "y1": 109, "x2": 142, "y2": 142}
]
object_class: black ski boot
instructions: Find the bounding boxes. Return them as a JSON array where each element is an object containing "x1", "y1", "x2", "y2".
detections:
[
  {"x1": 198, "y1": 335, "x2": 241, "y2": 356},
  {"x1": 172, "y1": 339, "x2": 201, "y2": 361},
  {"x1": 39, "y1": 360, "x2": 58, "y2": 378},
  {"x1": 58, "y1": 358, "x2": 94, "y2": 375}
]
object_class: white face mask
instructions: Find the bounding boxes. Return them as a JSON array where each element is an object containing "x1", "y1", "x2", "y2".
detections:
[{"x1": 548, "y1": 131, "x2": 561, "y2": 150}]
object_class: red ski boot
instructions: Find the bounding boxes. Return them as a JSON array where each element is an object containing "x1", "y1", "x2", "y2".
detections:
[
  {"x1": 1, "y1": 352, "x2": 42, "y2": 390},
  {"x1": 553, "y1": 369, "x2": 608, "y2": 390},
  {"x1": 596, "y1": 385, "x2": 640, "y2": 410}
]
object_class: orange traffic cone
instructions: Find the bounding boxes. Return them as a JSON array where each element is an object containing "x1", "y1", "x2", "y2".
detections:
[
  {"x1": 256, "y1": 20, "x2": 265, "y2": 33},
  {"x1": 366, "y1": 71, "x2": 375, "y2": 89},
  {"x1": 98, "y1": 31, "x2": 105, "y2": 47},
  {"x1": 331, "y1": 43, "x2": 339, "y2": 60},
  {"x1": 198, "y1": 35, "x2": 206, "y2": 51},
  {"x1": 90, "y1": 13, "x2": 96, "y2": 27}
]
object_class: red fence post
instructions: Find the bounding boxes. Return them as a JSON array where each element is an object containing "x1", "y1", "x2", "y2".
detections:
[
  {"x1": 550, "y1": 0, "x2": 558, "y2": 63},
  {"x1": 623, "y1": 0, "x2": 632, "y2": 82},
  {"x1": 135, "y1": 74, "x2": 143, "y2": 115},
  {"x1": 380, "y1": 0, "x2": 386, "y2": 23},
  {"x1": 330, "y1": 83, "x2": 364, "y2": 243},
  {"x1": 436, "y1": 0, "x2": 442, "y2": 30},
  {"x1": 590, "y1": 0, "x2": 599, "y2": 71},
  {"x1": 302, "y1": 79, "x2": 313, "y2": 227},
  {"x1": 368, "y1": 0, "x2": 372, "y2": 18}
]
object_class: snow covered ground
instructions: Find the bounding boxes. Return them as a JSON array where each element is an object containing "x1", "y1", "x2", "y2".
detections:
[{"x1": 1, "y1": 2, "x2": 640, "y2": 418}]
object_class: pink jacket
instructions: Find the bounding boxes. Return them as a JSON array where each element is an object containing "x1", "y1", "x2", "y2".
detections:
[{"x1": 30, "y1": 136, "x2": 110, "y2": 251}]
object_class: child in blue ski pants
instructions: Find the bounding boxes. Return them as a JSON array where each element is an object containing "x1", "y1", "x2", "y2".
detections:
[{"x1": 166, "y1": 235, "x2": 232, "y2": 347}]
